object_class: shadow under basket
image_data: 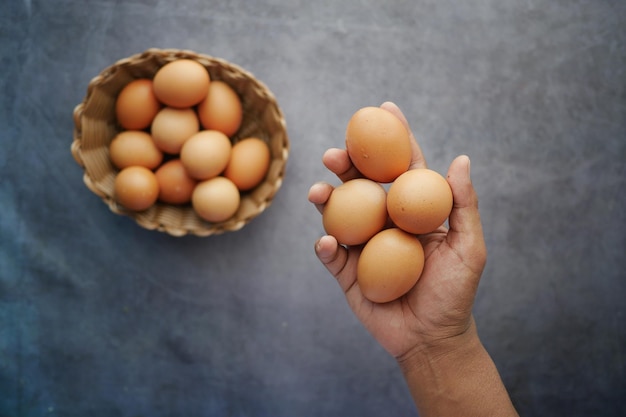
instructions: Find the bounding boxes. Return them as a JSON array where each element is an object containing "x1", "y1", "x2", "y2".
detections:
[{"x1": 71, "y1": 48, "x2": 289, "y2": 237}]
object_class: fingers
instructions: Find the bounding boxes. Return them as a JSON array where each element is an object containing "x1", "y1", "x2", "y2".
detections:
[
  {"x1": 314, "y1": 235, "x2": 358, "y2": 294},
  {"x1": 445, "y1": 155, "x2": 487, "y2": 275},
  {"x1": 308, "y1": 182, "x2": 334, "y2": 214},
  {"x1": 322, "y1": 148, "x2": 362, "y2": 183},
  {"x1": 380, "y1": 101, "x2": 427, "y2": 170},
  {"x1": 309, "y1": 148, "x2": 352, "y2": 215}
]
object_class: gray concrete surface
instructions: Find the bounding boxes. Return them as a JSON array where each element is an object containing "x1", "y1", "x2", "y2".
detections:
[{"x1": 1, "y1": 1, "x2": 625, "y2": 416}]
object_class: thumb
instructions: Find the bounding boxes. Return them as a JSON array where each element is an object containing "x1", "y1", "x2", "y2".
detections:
[{"x1": 445, "y1": 155, "x2": 487, "y2": 275}]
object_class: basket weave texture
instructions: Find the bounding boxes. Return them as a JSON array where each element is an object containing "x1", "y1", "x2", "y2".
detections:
[{"x1": 72, "y1": 48, "x2": 289, "y2": 237}]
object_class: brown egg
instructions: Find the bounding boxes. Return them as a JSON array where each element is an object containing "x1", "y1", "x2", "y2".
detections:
[
  {"x1": 387, "y1": 168, "x2": 453, "y2": 235},
  {"x1": 180, "y1": 130, "x2": 232, "y2": 180},
  {"x1": 224, "y1": 138, "x2": 270, "y2": 191},
  {"x1": 114, "y1": 166, "x2": 159, "y2": 211},
  {"x1": 109, "y1": 130, "x2": 163, "y2": 170},
  {"x1": 154, "y1": 159, "x2": 197, "y2": 205},
  {"x1": 197, "y1": 80, "x2": 243, "y2": 137},
  {"x1": 115, "y1": 79, "x2": 161, "y2": 130},
  {"x1": 322, "y1": 178, "x2": 387, "y2": 246},
  {"x1": 345, "y1": 106, "x2": 412, "y2": 183},
  {"x1": 150, "y1": 107, "x2": 199, "y2": 154},
  {"x1": 152, "y1": 59, "x2": 210, "y2": 108},
  {"x1": 357, "y1": 228, "x2": 425, "y2": 303},
  {"x1": 192, "y1": 176, "x2": 241, "y2": 222}
]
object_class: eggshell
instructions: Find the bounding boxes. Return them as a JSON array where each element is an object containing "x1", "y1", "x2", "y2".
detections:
[
  {"x1": 115, "y1": 78, "x2": 162, "y2": 130},
  {"x1": 357, "y1": 228, "x2": 424, "y2": 303},
  {"x1": 345, "y1": 106, "x2": 412, "y2": 183},
  {"x1": 152, "y1": 59, "x2": 210, "y2": 108},
  {"x1": 197, "y1": 80, "x2": 243, "y2": 137},
  {"x1": 108, "y1": 130, "x2": 163, "y2": 170},
  {"x1": 224, "y1": 138, "x2": 270, "y2": 191},
  {"x1": 180, "y1": 130, "x2": 232, "y2": 180},
  {"x1": 387, "y1": 168, "x2": 453, "y2": 235},
  {"x1": 114, "y1": 166, "x2": 159, "y2": 211},
  {"x1": 154, "y1": 159, "x2": 197, "y2": 205},
  {"x1": 322, "y1": 178, "x2": 387, "y2": 246},
  {"x1": 150, "y1": 107, "x2": 200, "y2": 154},
  {"x1": 192, "y1": 176, "x2": 241, "y2": 223}
]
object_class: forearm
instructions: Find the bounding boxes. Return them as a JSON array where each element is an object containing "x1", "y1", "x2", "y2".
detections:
[{"x1": 398, "y1": 320, "x2": 519, "y2": 417}]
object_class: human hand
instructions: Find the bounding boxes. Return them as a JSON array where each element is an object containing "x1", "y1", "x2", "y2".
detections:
[{"x1": 308, "y1": 101, "x2": 487, "y2": 362}]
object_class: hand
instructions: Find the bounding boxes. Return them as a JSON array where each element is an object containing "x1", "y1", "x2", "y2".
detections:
[{"x1": 308, "y1": 101, "x2": 487, "y2": 362}]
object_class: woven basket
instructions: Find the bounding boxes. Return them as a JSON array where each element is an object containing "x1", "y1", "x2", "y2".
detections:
[{"x1": 71, "y1": 48, "x2": 289, "y2": 237}]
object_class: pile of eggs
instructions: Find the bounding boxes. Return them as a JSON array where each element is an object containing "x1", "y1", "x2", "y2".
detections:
[
  {"x1": 110, "y1": 58, "x2": 270, "y2": 223},
  {"x1": 322, "y1": 106, "x2": 453, "y2": 303}
]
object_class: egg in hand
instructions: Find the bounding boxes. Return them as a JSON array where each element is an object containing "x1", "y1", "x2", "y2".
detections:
[
  {"x1": 387, "y1": 168, "x2": 453, "y2": 235},
  {"x1": 322, "y1": 178, "x2": 387, "y2": 246},
  {"x1": 345, "y1": 106, "x2": 412, "y2": 183},
  {"x1": 357, "y1": 228, "x2": 425, "y2": 304}
]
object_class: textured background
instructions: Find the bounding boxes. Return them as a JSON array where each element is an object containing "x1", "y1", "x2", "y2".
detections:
[{"x1": 1, "y1": 1, "x2": 625, "y2": 416}]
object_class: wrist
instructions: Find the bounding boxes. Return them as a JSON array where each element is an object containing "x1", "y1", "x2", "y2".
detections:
[
  {"x1": 396, "y1": 318, "x2": 519, "y2": 417},
  {"x1": 397, "y1": 317, "x2": 481, "y2": 374}
]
